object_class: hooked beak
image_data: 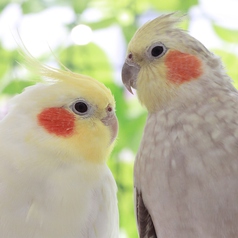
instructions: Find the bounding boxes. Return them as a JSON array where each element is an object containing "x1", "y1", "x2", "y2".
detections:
[
  {"x1": 121, "y1": 61, "x2": 140, "y2": 94},
  {"x1": 101, "y1": 105, "x2": 118, "y2": 144}
]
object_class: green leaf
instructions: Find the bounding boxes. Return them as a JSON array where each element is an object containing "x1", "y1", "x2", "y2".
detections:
[
  {"x1": 59, "y1": 43, "x2": 113, "y2": 83},
  {"x1": 121, "y1": 24, "x2": 138, "y2": 44},
  {"x1": 2, "y1": 80, "x2": 35, "y2": 95},
  {"x1": 151, "y1": 0, "x2": 198, "y2": 11},
  {"x1": 85, "y1": 17, "x2": 117, "y2": 30},
  {"x1": 213, "y1": 24, "x2": 238, "y2": 43},
  {"x1": 179, "y1": 16, "x2": 189, "y2": 30},
  {"x1": 72, "y1": 0, "x2": 90, "y2": 14},
  {"x1": 0, "y1": 46, "x2": 12, "y2": 79},
  {"x1": 0, "y1": 0, "x2": 11, "y2": 12},
  {"x1": 0, "y1": 47, "x2": 24, "y2": 88},
  {"x1": 108, "y1": 159, "x2": 137, "y2": 237},
  {"x1": 21, "y1": 0, "x2": 46, "y2": 13},
  {"x1": 212, "y1": 49, "x2": 238, "y2": 88}
]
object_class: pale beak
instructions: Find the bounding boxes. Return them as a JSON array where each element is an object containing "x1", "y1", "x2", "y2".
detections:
[
  {"x1": 101, "y1": 105, "x2": 118, "y2": 144},
  {"x1": 121, "y1": 61, "x2": 140, "y2": 94}
]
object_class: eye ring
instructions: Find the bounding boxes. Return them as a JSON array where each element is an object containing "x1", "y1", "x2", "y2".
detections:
[
  {"x1": 148, "y1": 42, "x2": 167, "y2": 59},
  {"x1": 72, "y1": 100, "x2": 89, "y2": 115}
]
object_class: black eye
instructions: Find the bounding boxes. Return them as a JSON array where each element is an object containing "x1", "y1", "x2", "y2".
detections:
[
  {"x1": 151, "y1": 46, "x2": 164, "y2": 57},
  {"x1": 72, "y1": 101, "x2": 88, "y2": 115},
  {"x1": 148, "y1": 43, "x2": 167, "y2": 58}
]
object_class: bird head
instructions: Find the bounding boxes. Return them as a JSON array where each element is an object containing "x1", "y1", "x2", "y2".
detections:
[
  {"x1": 121, "y1": 13, "x2": 225, "y2": 112},
  {"x1": 5, "y1": 53, "x2": 118, "y2": 164}
]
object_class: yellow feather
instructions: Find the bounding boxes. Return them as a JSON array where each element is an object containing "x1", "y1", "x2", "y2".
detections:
[
  {"x1": 128, "y1": 13, "x2": 184, "y2": 55},
  {"x1": 16, "y1": 37, "x2": 115, "y2": 109},
  {"x1": 125, "y1": 13, "x2": 212, "y2": 112},
  {"x1": 10, "y1": 39, "x2": 117, "y2": 164}
]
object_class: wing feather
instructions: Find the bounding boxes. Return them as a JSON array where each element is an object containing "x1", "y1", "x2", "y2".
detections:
[{"x1": 136, "y1": 188, "x2": 157, "y2": 238}]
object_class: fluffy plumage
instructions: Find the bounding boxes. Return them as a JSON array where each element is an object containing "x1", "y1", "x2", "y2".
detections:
[
  {"x1": 0, "y1": 49, "x2": 119, "y2": 238},
  {"x1": 122, "y1": 13, "x2": 238, "y2": 238}
]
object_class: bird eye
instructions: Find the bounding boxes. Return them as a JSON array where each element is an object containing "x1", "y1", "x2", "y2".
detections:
[
  {"x1": 72, "y1": 100, "x2": 89, "y2": 115},
  {"x1": 151, "y1": 46, "x2": 164, "y2": 57},
  {"x1": 149, "y1": 43, "x2": 167, "y2": 58}
]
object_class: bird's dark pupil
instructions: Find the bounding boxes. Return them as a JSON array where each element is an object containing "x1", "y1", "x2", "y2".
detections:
[
  {"x1": 74, "y1": 102, "x2": 88, "y2": 113},
  {"x1": 151, "y1": 46, "x2": 164, "y2": 57}
]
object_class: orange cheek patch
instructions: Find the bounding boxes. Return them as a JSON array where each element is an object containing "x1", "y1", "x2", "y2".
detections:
[
  {"x1": 37, "y1": 108, "x2": 75, "y2": 137},
  {"x1": 165, "y1": 50, "x2": 202, "y2": 84}
]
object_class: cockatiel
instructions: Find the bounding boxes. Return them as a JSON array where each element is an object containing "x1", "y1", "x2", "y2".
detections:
[
  {"x1": 0, "y1": 50, "x2": 119, "y2": 238},
  {"x1": 122, "y1": 13, "x2": 238, "y2": 238}
]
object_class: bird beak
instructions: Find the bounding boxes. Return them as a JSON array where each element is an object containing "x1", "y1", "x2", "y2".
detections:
[
  {"x1": 121, "y1": 61, "x2": 140, "y2": 94},
  {"x1": 101, "y1": 105, "x2": 118, "y2": 144}
]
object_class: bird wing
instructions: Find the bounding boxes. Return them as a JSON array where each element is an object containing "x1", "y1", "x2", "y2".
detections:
[
  {"x1": 135, "y1": 188, "x2": 157, "y2": 238},
  {"x1": 134, "y1": 91, "x2": 238, "y2": 237}
]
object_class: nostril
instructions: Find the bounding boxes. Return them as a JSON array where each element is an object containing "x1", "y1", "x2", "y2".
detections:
[
  {"x1": 128, "y1": 53, "x2": 133, "y2": 59},
  {"x1": 107, "y1": 105, "x2": 113, "y2": 112}
]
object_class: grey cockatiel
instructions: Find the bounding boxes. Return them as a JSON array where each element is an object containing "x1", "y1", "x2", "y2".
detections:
[{"x1": 121, "y1": 13, "x2": 238, "y2": 238}]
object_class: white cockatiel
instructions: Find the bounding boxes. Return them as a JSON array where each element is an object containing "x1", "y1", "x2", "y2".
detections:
[
  {"x1": 122, "y1": 13, "x2": 238, "y2": 238},
  {"x1": 0, "y1": 50, "x2": 119, "y2": 238}
]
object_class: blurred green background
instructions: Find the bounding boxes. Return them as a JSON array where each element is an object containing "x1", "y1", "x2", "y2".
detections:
[{"x1": 1, "y1": 0, "x2": 238, "y2": 237}]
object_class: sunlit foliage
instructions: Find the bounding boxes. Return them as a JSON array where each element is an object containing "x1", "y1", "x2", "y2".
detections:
[{"x1": 1, "y1": 0, "x2": 238, "y2": 237}]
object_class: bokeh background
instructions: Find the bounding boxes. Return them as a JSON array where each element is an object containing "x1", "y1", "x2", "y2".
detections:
[{"x1": 1, "y1": 0, "x2": 238, "y2": 237}]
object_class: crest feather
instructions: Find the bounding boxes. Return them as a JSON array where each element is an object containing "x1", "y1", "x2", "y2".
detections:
[
  {"x1": 137, "y1": 12, "x2": 184, "y2": 36},
  {"x1": 128, "y1": 13, "x2": 185, "y2": 52},
  {"x1": 128, "y1": 12, "x2": 211, "y2": 58},
  {"x1": 15, "y1": 35, "x2": 106, "y2": 90}
]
